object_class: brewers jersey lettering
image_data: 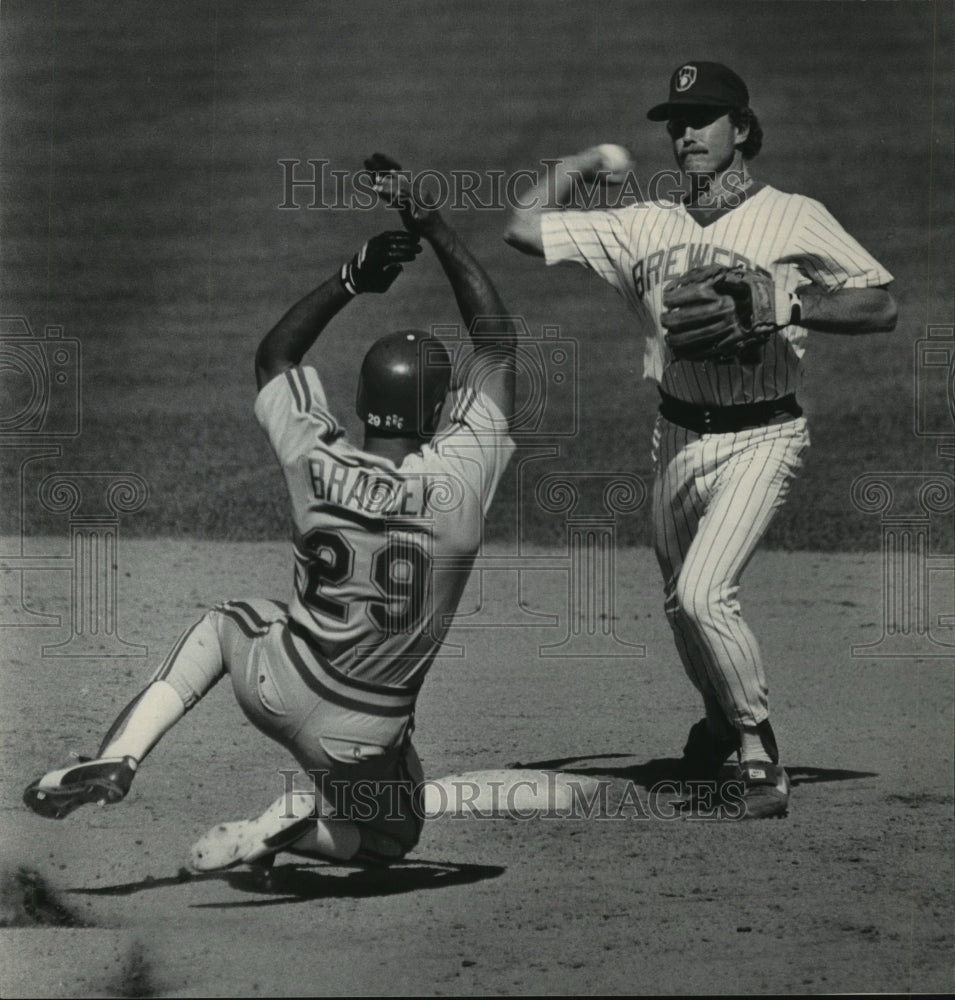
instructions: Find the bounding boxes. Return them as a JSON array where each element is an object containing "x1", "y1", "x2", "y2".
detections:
[
  {"x1": 254, "y1": 364, "x2": 514, "y2": 688},
  {"x1": 541, "y1": 186, "x2": 893, "y2": 404}
]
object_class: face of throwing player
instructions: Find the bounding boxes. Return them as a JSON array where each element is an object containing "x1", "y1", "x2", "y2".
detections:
[{"x1": 667, "y1": 108, "x2": 749, "y2": 179}]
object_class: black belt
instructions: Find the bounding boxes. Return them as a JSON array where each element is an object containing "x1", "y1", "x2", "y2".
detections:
[{"x1": 658, "y1": 391, "x2": 802, "y2": 434}]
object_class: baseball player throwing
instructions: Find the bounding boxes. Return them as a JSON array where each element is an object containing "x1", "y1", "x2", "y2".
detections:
[
  {"x1": 23, "y1": 154, "x2": 518, "y2": 870},
  {"x1": 504, "y1": 61, "x2": 897, "y2": 818}
]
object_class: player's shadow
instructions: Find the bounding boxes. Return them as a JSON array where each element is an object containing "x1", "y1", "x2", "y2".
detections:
[
  {"x1": 68, "y1": 859, "x2": 505, "y2": 907},
  {"x1": 510, "y1": 753, "x2": 877, "y2": 788}
]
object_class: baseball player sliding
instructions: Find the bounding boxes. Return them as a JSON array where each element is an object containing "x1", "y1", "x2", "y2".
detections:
[
  {"x1": 24, "y1": 154, "x2": 518, "y2": 872},
  {"x1": 505, "y1": 61, "x2": 897, "y2": 818}
]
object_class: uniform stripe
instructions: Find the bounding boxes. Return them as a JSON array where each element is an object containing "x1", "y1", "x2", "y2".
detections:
[
  {"x1": 297, "y1": 368, "x2": 314, "y2": 412},
  {"x1": 151, "y1": 618, "x2": 206, "y2": 682},
  {"x1": 287, "y1": 619, "x2": 424, "y2": 697},
  {"x1": 280, "y1": 627, "x2": 417, "y2": 717},
  {"x1": 217, "y1": 600, "x2": 285, "y2": 638},
  {"x1": 446, "y1": 385, "x2": 477, "y2": 427},
  {"x1": 283, "y1": 368, "x2": 305, "y2": 412},
  {"x1": 284, "y1": 367, "x2": 313, "y2": 413}
]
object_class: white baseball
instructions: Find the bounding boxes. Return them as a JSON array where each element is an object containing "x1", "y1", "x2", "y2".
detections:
[{"x1": 595, "y1": 143, "x2": 634, "y2": 174}]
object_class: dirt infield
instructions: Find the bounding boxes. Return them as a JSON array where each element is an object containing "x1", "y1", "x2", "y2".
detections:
[{"x1": 1, "y1": 540, "x2": 951, "y2": 996}]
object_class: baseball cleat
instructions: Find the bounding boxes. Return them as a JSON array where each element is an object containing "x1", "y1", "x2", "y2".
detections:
[
  {"x1": 23, "y1": 755, "x2": 137, "y2": 819},
  {"x1": 188, "y1": 792, "x2": 316, "y2": 872},
  {"x1": 736, "y1": 760, "x2": 790, "y2": 819},
  {"x1": 679, "y1": 718, "x2": 740, "y2": 782}
]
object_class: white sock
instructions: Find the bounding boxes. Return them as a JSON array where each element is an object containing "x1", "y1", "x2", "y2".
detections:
[
  {"x1": 101, "y1": 681, "x2": 185, "y2": 762},
  {"x1": 739, "y1": 726, "x2": 771, "y2": 763}
]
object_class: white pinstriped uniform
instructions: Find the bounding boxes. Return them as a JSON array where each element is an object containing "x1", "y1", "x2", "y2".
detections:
[{"x1": 541, "y1": 186, "x2": 893, "y2": 728}]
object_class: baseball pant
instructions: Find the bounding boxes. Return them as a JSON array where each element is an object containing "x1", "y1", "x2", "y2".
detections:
[
  {"x1": 152, "y1": 597, "x2": 424, "y2": 857},
  {"x1": 652, "y1": 415, "x2": 810, "y2": 730}
]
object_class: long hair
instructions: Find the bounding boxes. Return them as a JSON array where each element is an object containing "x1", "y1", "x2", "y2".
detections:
[{"x1": 729, "y1": 107, "x2": 763, "y2": 160}]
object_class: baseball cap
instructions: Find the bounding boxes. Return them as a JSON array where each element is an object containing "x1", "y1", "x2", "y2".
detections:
[{"x1": 647, "y1": 62, "x2": 749, "y2": 120}]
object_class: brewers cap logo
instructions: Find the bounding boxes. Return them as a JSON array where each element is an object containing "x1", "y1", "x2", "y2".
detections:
[{"x1": 675, "y1": 65, "x2": 697, "y2": 92}]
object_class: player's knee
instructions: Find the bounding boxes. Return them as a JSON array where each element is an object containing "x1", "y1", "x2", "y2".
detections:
[
  {"x1": 150, "y1": 613, "x2": 225, "y2": 709},
  {"x1": 673, "y1": 575, "x2": 730, "y2": 630},
  {"x1": 190, "y1": 607, "x2": 225, "y2": 640},
  {"x1": 673, "y1": 574, "x2": 700, "y2": 623}
]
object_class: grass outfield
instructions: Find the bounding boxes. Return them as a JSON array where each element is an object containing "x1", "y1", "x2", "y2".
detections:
[{"x1": 1, "y1": 0, "x2": 952, "y2": 549}]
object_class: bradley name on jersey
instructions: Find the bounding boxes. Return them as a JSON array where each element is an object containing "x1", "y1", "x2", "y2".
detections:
[
  {"x1": 307, "y1": 456, "x2": 460, "y2": 520},
  {"x1": 632, "y1": 241, "x2": 756, "y2": 301}
]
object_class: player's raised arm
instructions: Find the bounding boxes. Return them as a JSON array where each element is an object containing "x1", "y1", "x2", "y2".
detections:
[
  {"x1": 430, "y1": 220, "x2": 518, "y2": 429},
  {"x1": 254, "y1": 230, "x2": 422, "y2": 389},
  {"x1": 366, "y1": 153, "x2": 519, "y2": 426},
  {"x1": 502, "y1": 144, "x2": 636, "y2": 257}
]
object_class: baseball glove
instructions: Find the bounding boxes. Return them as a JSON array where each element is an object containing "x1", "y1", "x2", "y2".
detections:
[{"x1": 660, "y1": 263, "x2": 778, "y2": 363}]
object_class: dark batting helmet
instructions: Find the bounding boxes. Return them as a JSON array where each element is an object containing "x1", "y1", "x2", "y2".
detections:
[{"x1": 356, "y1": 330, "x2": 453, "y2": 438}]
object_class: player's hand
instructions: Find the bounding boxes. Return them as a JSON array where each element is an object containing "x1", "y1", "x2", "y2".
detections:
[
  {"x1": 364, "y1": 153, "x2": 442, "y2": 237},
  {"x1": 341, "y1": 230, "x2": 422, "y2": 295}
]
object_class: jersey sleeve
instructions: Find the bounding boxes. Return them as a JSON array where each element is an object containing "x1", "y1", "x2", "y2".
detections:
[
  {"x1": 539, "y1": 209, "x2": 630, "y2": 293},
  {"x1": 427, "y1": 387, "x2": 515, "y2": 516},
  {"x1": 787, "y1": 197, "x2": 894, "y2": 290},
  {"x1": 254, "y1": 365, "x2": 342, "y2": 463}
]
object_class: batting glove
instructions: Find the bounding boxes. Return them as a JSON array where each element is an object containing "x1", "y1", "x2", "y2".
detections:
[{"x1": 340, "y1": 230, "x2": 422, "y2": 295}]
